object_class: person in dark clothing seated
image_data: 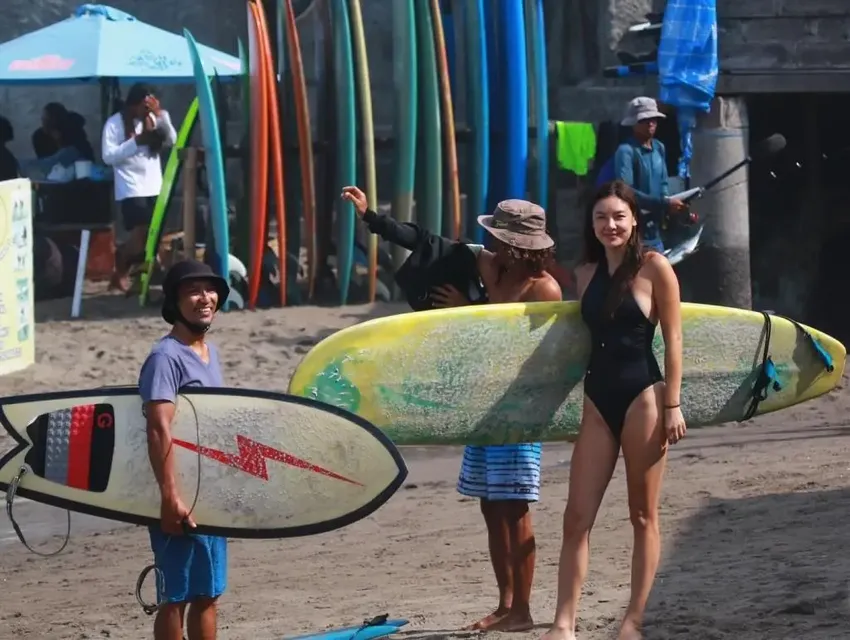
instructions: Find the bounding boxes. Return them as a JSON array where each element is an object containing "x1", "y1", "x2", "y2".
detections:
[
  {"x1": 32, "y1": 102, "x2": 68, "y2": 159},
  {"x1": 0, "y1": 116, "x2": 20, "y2": 182},
  {"x1": 28, "y1": 109, "x2": 95, "y2": 173}
]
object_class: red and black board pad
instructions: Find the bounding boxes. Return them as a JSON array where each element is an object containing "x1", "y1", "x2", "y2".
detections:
[{"x1": 24, "y1": 404, "x2": 115, "y2": 493}]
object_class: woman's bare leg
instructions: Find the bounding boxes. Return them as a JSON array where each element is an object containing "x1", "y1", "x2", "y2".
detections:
[
  {"x1": 617, "y1": 383, "x2": 667, "y2": 640},
  {"x1": 541, "y1": 398, "x2": 620, "y2": 640}
]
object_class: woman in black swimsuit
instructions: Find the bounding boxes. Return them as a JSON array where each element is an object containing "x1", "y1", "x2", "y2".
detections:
[{"x1": 541, "y1": 180, "x2": 685, "y2": 640}]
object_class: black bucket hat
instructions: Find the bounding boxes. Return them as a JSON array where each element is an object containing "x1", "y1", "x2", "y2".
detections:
[{"x1": 161, "y1": 260, "x2": 230, "y2": 325}]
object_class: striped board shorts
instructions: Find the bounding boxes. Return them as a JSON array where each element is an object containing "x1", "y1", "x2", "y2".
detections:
[{"x1": 457, "y1": 443, "x2": 543, "y2": 502}]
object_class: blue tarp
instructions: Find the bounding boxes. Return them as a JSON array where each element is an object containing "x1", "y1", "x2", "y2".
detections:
[
  {"x1": 0, "y1": 4, "x2": 241, "y2": 85},
  {"x1": 658, "y1": 0, "x2": 718, "y2": 178}
]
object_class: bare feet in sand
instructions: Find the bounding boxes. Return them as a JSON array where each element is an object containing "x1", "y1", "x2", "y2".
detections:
[
  {"x1": 617, "y1": 618, "x2": 642, "y2": 640},
  {"x1": 464, "y1": 607, "x2": 510, "y2": 631},
  {"x1": 486, "y1": 610, "x2": 534, "y2": 632},
  {"x1": 539, "y1": 626, "x2": 575, "y2": 640}
]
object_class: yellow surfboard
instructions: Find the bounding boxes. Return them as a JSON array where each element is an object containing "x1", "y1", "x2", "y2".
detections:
[{"x1": 287, "y1": 302, "x2": 846, "y2": 446}]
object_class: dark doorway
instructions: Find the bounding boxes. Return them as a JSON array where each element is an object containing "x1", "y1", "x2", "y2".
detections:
[{"x1": 746, "y1": 93, "x2": 850, "y2": 345}]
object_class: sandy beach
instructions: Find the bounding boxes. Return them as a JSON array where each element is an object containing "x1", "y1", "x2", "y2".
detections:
[{"x1": 2, "y1": 287, "x2": 850, "y2": 639}]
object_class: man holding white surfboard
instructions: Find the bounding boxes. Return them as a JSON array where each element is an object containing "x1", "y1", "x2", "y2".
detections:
[{"x1": 138, "y1": 259, "x2": 230, "y2": 640}]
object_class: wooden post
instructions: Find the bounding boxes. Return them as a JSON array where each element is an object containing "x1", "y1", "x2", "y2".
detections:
[{"x1": 182, "y1": 148, "x2": 198, "y2": 260}]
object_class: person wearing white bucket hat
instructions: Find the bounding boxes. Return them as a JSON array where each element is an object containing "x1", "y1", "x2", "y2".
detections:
[{"x1": 613, "y1": 97, "x2": 687, "y2": 252}]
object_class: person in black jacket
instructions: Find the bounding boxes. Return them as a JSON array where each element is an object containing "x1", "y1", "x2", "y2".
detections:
[{"x1": 342, "y1": 186, "x2": 562, "y2": 632}]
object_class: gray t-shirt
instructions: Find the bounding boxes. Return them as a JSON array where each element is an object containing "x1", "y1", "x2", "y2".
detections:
[{"x1": 139, "y1": 335, "x2": 224, "y2": 403}]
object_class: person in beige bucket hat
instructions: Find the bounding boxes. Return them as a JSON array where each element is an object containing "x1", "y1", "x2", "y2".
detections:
[
  {"x1": 477, "y1": 199, "x2": 555, "y2": 251},
  {"x1": 340, "y1": 185, "x2": 562, "y2": 631}
]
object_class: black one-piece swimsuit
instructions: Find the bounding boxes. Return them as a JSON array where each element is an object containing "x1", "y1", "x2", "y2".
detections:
[{"x1": 580, "y1": 257, "x2": 663, "y2": 442}]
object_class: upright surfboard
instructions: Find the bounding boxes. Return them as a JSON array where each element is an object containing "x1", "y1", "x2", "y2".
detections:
[
  {"x1": 0, "y1": 388, "x2": 407, "y2": 538},
  {"x1": 138, "y1": 99, "x2": 199, "y2": 306},
  {"x1": 430, "y1": 0, "x2": 460, "y2": 240},
  {"x1": 281, "y1": 0, "x2": 317, "y2": 301},
  {"x1": 314, "y1": 0, "x2": 336, "y2": 294},
  {"x1": 462, "y1": 0, "x2": 489, "y2": 242},
  {"x1": 184, "y1": 30, "x2": 229, "y2": 282},
  {"x1": 348, "y1": 0, "x2": 378, "y2": 302},
  {"x1": 413, "y1": 0, "x2": 442, "y2": 236},
  {"x1": 498, "y1": 1, "x2": 528, "y2": 201},
  {"x1": 525, "y1": 0, "x2": 549, "y2": 209},
  {"x1": 234, "y1": 38, "x2": 253, "y2": 268},
  {"x1": 391, "y1": 1, "x2": 417, "y2": 278},
  {"x1": 331, "y1": 0, "x2": 357, "y2": 305},
  {"x1": 247, "y1": 0, "x2": 270, "y2": 309},
  {"x1": 255, "y1": 1, "x2": 288, "y2": 306},
  {"x1": 289, "y1": 303, "x2": 845, "y2": 445}
]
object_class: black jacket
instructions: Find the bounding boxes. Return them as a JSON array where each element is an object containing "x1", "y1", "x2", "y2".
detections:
[{"x1": 362, "y1": 209, "x2": 487, "y2": 311}]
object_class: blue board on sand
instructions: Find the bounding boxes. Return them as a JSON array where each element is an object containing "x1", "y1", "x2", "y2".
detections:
[
  {"x1": 498, "y1": 0, "x2": 528, "y2": 202},
  {"x1": 285, "y1": 619, "x2": 409, "y2": 640},
  {"x1": 184, "y1": 29, "x2": 230, "y2": 287}
]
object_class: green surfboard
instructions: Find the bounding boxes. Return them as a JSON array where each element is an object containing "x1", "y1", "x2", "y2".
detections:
[
  {"x1": 331, "y1": 0, "x2": 357, "y2": 305},
  {"x1": 138, "y1": 98, "x2": 199, "y2": 306},
  {"x1": 413, "y1": 0, "x2": 442, "y2": 236},
  {"x1": 391, "y1": 0, "x2": 417, "y2": 279}
]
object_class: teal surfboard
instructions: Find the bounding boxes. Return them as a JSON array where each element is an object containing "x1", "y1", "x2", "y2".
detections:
[
  {"x1": 462, "y1": 0, "x2": 489, "y2": 242},
  {"x1": 184, "y1": 29, "x2": 230, "y2": 286},
  {"x1": 331, "y1": 0, "x2": 356, "y2": 305},
  {"x1": 526, "y1": 0, "x2": 548, "y2": 209},
  {"x1": 413, "y1": 0, "x2": 442, "y2": 236},
  {"x1": 285, "y1": 619, "x2": 408, "y2": 640},
  {"x1": 138, "y1": 99, "x2": 199, "y2": 306},
  {"x1": 391, "y1": 0, "x2": 417, "y2": 278}
]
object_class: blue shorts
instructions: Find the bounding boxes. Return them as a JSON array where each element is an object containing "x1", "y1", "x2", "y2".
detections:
[
  {"x1": 148, "y1": 527, "x2": 228, "y2": 604},
  {"x1": 457, "y1": 444, "x2": 542, "y2": 502}
]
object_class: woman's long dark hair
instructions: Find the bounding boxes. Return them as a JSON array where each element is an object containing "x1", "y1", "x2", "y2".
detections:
[{"x1": 580, "y1": 179, "x2": 647, "y2": 314}]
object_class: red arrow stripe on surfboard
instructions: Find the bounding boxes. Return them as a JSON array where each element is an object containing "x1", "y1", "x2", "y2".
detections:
[{"x1": 172, "y1": 435, "x2": 363, "y2": 486}]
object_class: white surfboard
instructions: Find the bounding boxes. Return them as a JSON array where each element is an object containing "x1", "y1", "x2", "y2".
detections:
[{"x1": 0, "y1": 387, "x2": 407, "y2": 538}]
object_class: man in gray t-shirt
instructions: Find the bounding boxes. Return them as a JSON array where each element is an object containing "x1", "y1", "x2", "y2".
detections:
[{"x1": 138, "y1": 259, "x2": 229, "y2": 640}]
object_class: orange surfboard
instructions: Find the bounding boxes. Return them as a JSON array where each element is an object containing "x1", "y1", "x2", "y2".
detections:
[
  {"x1": 247, "y1": 0, "x2": 270, "y2": 309},
  {"x1": 430, "y1": 0, "x2": 461, "y2": 240},
  {"x1": 255, "y1": 0, "x2": 287, "y2": 306},
  {"x1": 284, "y1": 0, "x2": 317, "y2": 301}
]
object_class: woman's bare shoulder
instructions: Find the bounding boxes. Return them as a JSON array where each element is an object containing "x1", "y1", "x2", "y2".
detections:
[{"x1": 641, "y1": 251, "x2": 675, "y2": 280}]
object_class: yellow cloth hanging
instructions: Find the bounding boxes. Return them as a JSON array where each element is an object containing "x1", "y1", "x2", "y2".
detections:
[{"x1": 554, "y1": 121, "x2": 597, "y2": 176}]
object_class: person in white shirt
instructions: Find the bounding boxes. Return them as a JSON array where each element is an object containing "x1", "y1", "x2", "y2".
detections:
[{"x1": 102, "y1": 83, "x2": 177, "y2": 293}]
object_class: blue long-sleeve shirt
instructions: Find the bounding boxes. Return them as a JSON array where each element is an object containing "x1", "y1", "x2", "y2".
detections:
[{"x1": 613, "y1": 138, "x2": 670, "y2": 217}]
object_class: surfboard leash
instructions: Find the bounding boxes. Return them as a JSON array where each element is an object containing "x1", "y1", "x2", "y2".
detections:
[
  {"x1": 742, "y1": 312, "x2": 835, "y2": 421},
  {"x1": 4, "y1": 465, "x2": 71, "y2": 557},
  {"x1": 135, "y1": 392, "x2": 204, "y2": 616},
  {"x1": 348, "y1": 614, "x2": 390, "y2": 640}
]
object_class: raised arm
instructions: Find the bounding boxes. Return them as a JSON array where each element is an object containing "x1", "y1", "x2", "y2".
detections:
[
  {"x1": 157, "y1": 109, "x2": 178, "y2": 147},
  {"x1": 139, "y1": 353, "x2": 196, "y2": 534},
  {"x1": 342, "y1": 185, "x2": 426, "y2": 250}
]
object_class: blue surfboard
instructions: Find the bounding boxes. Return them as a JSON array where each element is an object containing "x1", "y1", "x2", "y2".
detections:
[
  {"x1": 529, "y1": 0, "x2": 549, "y2": 210},
  {"x1": 498, "y1": 1, "x2": 528, "y2": 201},
  {"x1": 184, "y1": 29, "x2": 230, "y2": 289},
  {"x1": 285, "y1": 618, "x2": 409, "y2": 640}
]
